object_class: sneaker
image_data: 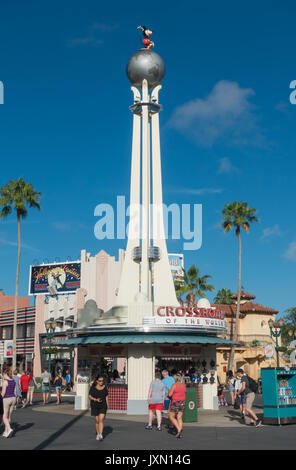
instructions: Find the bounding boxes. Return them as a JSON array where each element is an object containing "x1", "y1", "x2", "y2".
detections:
[
  {"x1": 96, "y1": 434, "x2": 101, "y2": 440},
  {"x1": 156, "y1": 426, "x2": 162, "y2": 431},
  {"x1": 6, "y1": 429, "x2": 13, "y2": 438},
  {"x1": 145, "y1": 425, "x2": 153, "y2": 430},
  {"x1": 2, "y1": 431, "x2": 8, "y2": 438},
  {"x1": 255, "y1": 420, "x2": 262, "y2": 427}
]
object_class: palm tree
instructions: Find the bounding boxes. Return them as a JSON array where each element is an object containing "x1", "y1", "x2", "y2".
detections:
[
  {"x1": 222, "y1": 201, "x2": 259, "y2": 372},
  {"x1": 213, "y1": 288, "x2": 235, "y2": 305},
  {"x1": 174, "y1": 279, "x2": 184, "y2": 303},
  {"x1": 177, "y1": 265, "x2": 215, "y2": 305},
  {"x1": 281, "y1": 307, "x2": 296, "y2": 346},
  {"x1": 0, "y1": 178, "x2": 41, "y2": 369}
]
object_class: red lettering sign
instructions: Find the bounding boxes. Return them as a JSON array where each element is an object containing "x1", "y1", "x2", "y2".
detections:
[
  {"x1": 166, "y1": 306, "x2": 175, "y2": 316},
  {"x1": 175, "y1": 307, "x2": 185, "y2": 317},
  {"x1": 186, "y1": 307, "x2": 193, "y2": 317},
  {"x1": 157, "y1": 306, "x2": 225, "y2": 320},
  {"x1": 157, "y1": 306, "x2": 165, "y2": 317}
]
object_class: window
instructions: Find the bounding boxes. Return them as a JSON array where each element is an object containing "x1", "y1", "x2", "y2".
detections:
[
  {"x1": 2, "y1": 326, "x2": 12, "y2": 340},
  {"x1": 17, "y1": 325, "x2": 25, "y2": 339},
  {"x1": 26, "y1": 324, "x2": 35, "y2": 338}
]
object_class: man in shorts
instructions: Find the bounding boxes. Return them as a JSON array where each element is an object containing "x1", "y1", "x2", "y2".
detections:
[
  {"x1": 146, "y1": 372, "x2": 166, "y2": 431},
  {"x1": 41, "y1": 367, "x2": 52, "y2": 405},
  {"x1": 236, "y1": 369, "x2": 261, "y2": 427}
]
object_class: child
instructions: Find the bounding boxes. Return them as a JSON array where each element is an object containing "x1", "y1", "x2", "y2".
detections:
[{"x1": 218, "y1": 385, "x2": 228, "y2": 407}]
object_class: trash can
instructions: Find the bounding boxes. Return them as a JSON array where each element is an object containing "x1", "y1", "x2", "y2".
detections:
[{"x1": 183, "y1": 386, "x2": 198, "y2": 423}]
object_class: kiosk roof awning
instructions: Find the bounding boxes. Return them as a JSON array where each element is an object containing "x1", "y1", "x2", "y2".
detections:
[{"x1": 58, "y1": 335, "x2": 238, "y2": 346}]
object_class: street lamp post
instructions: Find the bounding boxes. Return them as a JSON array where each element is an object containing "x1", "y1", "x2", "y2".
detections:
[
  {"x1": 45, "y1": 319, "x2": 56, "y2": 378},
  {"x1": 288, "y1": 328, "x2": 296, "y2": 341},
  {"x1": 268, "y1": 318, "x2": 284, "y2": 368}
]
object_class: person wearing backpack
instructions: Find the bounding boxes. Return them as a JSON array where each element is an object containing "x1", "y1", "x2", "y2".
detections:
[{"x1": 236, "y1": 369, "x2": 261, "y2": 427}]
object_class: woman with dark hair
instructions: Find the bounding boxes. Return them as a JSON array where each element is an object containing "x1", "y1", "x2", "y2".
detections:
[
  {"x1": 112, "y1": 369, "x2": 120, "y2": 382},
  {"x1": 89, "y1": 375, "x2": 109, "y2": 441},
  {"x1": 227, "y1": 370, "x2": 235, "y2": 406},
  {"x1": 54, "y1": 371, "x2": 65, "y2": 405}
]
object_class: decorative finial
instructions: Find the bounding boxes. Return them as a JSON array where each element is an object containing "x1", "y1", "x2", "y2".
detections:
[{"x1": 137, "y1": 25, "x2": 154, "y2": 49}]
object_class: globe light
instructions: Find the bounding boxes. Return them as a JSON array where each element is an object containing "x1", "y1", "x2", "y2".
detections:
[
  {"x1": 45, "y1": 319, "x2": 56, "y2": 331},
  {"x1": 278, "y1": 319, "x2": 284, "y2": 328},
  {"x1": 126, "y1": 49, "x2": 165, "y2": 89},
  {"x1": 268, "y1": 319, "x2": 275, "y2": 328}
]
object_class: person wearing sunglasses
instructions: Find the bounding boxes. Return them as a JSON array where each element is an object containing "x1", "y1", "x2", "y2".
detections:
[{"x1": 89, "y1": 375, "x2": 109, "y2": 441}]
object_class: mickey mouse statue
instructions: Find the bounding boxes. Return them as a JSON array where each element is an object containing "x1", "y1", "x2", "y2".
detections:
[{"x1": 137, "y1": 25, "x2": 154, "y2": 49}]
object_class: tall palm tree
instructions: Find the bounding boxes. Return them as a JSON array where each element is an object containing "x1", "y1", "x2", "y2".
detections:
[
  {"x1": 213, "y1": 288, "x2": 235, "y2": 305},
  {"x1": 222, "y1": 201, "x2": 259, "y2": 372},
  {"x1": 178, "y1": 265, "x2": 215, "y2": 305},
  {"x1": 0, "y1": 178, "x2": 41, "y2": 369},
  {"x1": 174, "y1": 279, "x2": 184, "y2": 303}
]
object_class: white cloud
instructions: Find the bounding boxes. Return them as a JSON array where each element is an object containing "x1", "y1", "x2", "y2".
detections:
[
  {"x1": 168, "y1": 80, "x2": 265, "y2": 147},
  {"x1": 284, "y1": 241, "x2": 296, "y2": 262},
  {"x1": 217, "y1": 157, "x2": 240, "y2": 174},
  {"x1": 0, "y1": 234, "x2": 39, "y2": 252},
  {"x1": 261, "y1": 224, "x2": 283, "y2": 241},
  {"x1": 52, "y1": 222, "x2": 72, "y2": 232},
  {"x1": 67, "y1": 23, "x2": 118, "y2": 47},
  {"x1": 171, "y1": 188, "x2": 223, "y2": 195}
]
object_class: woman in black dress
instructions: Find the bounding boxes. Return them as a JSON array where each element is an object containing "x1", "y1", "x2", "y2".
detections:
[{"x1": 89, "y1": 375, "x2": 109, "y2": 441}]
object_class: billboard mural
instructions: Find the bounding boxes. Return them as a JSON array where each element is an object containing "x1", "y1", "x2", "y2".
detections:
[
  {"x1": 168, "y1": 253, "x2": 184, "y2": 283},
  {"x1": 29, "y1": 262, "x2": 81, "y2": 295},
  {"x1": 4, "y1": 340, "x2": 13, "y2": 358},
  {"x1": 149, "y1": 253, "x2": 184, "y2": 285}
]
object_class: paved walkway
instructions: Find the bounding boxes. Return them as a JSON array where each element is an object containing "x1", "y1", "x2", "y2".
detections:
[
  {"x1": 31, "y1": 400, "x2": 261, "y2": 427},
  {"x1": 1, "y1": 397, "x2": 296, "y2": 449}
]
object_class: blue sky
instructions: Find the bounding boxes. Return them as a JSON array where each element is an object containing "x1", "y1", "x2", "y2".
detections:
[{"x1": 0, "y1": 0, "x2": 295, "y2": 316}]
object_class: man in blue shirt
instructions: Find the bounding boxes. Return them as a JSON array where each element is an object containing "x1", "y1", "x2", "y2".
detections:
[{"x1": 162, "y1": 370, "x2": 175, "y2": 411}]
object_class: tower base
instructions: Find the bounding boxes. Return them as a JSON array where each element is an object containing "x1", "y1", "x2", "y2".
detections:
[{"x1": 127, "y1": 400, "x2": 148, "y2": 415}]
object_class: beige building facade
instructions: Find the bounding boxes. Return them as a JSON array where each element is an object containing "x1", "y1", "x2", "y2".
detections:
[{"x1": 214, "y1": 291, "x2": 284, "y2": 382}]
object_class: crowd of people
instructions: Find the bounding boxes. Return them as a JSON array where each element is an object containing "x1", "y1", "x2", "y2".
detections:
[
  {"x1": 0, "y1": 365, "x2": 74, "y2": 438},
  {"x1": 219, "y1": 369, "x2": 262, "y2": 427},
  {"x1": 88, "y1": 368, "x2": 187, "y2": 442},
  {"x1": 88, "y1": 366, "x2": 262, "y2": 442},
  {"x1": 1, "y1": 364, "x2": 261, "y2": 441}
]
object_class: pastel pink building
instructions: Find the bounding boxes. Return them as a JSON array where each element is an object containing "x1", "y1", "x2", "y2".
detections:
[
  {"x1": 33, "y1": 249, "x2": 125, "y2": 380},
  {"x1": 0, "y1": 291, "x2": 30, "y2": 312}
]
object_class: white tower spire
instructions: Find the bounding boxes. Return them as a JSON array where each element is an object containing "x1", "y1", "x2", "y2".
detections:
[{"x1": 116, "y1": 48, "x2": 179, "y2": 311}]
